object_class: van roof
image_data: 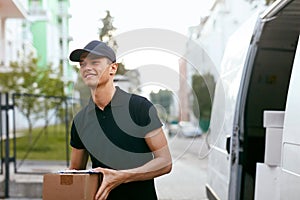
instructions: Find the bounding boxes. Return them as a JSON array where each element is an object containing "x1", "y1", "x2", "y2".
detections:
[
  {"x1": 260, "y1": 0, "x2": 300, "y2": 32},
  {"x1": 256, "y1": 0, "x2": 300, "y2": 52}
]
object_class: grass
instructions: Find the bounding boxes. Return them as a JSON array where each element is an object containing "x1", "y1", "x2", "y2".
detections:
[{"x1": 9, "y1": 124, "x2": 71, "y2": 161}]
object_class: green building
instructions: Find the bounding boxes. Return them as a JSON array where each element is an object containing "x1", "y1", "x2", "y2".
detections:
[{"x1": 28, "y1": 0, "x2": 72, "y2": 81}]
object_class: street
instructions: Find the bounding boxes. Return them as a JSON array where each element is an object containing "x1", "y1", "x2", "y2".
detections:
[{"x1": 156, "y1": 135, "x2": 209, "y2": 200}]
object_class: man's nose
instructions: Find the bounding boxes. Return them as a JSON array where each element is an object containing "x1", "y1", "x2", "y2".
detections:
[{"x1": 81, "y1": 63, "x2": 92, "y2": 69}]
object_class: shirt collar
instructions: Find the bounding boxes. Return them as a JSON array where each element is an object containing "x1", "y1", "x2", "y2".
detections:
[{"x1": 87, "y1": 86, "x2": 130, "y2": 113}]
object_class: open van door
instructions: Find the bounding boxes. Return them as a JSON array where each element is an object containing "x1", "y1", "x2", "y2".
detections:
[
  {"x1": 205, "y1": 13, "x2": 258, "y2": 200},
  {"x1": 206, "y1": 0, "x2": 300, "y2": 199}
]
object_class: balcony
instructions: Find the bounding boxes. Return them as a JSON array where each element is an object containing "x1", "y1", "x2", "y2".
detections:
[
  {"x1": 57, "y1": 1, "x2": 71, "y2": 18},
  {"x1": 0, "y1": 0, "x2": 27, "y2": 18},
  {"x1": 28, "y1": 6, "x2": 49, "y2": 22}
]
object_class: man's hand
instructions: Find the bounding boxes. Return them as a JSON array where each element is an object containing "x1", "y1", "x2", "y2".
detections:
[{"x1": 92, "y1": 167, "x2": 127, "y2": 200}]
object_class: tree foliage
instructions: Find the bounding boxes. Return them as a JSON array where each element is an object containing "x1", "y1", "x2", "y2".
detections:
[
  {"x1": 265, "y1": 0, "x2": 276, "y2": 5},
  {"x1": 150, "y1": 89, "x2": 173, "y2": 118},
  {"x1": 0, "y1": 52, "x2": 67, "y2": 143},
  {"x1": 192, "y1": 73, "x2": 215, "y2": 120},
  {"x1": 99, "y1": 10, "x2": 118, "y2": 51},
  {"x1": 116, "y1": 62, "x2": 128, "y2": 75},
  {"x1": 0, "y1": 53, "x2": 65, "y2": 95}
]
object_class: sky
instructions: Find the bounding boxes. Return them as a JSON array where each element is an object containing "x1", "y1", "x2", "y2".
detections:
[
  {"x1": 68, "y1": 0, "x2": 211, "y2": 93},
  {"x1": 69, "y1": 0, "x2": 210, "y2": 45}
]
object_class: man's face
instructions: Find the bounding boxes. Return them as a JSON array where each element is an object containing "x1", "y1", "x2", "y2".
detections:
[{"x1": 79, "y1": 53, "x2": 116, "y2": 89}]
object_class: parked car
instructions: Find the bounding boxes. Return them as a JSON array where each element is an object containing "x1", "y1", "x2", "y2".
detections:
[
  {"x1": 161, "y1": 122, "x2": 169, "y2": 136},
  {"x1": 178, "y1": 121, "x2": 202, "y2": 137},
  {"x1": 168, "y1": 120, "x2": 180, "y2": 136}
]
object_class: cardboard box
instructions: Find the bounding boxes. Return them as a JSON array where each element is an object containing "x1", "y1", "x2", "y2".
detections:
[{"x1": 43, "y1": 171, "x2": 101, "y2": 200}]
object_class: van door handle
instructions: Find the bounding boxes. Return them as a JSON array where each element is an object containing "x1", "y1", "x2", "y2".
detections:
[{"x1": 226, "y1": 135, "x2": 231, "y2": 154}]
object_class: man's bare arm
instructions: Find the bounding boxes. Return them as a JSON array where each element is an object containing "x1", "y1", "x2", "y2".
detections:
[{"x1": 69, "y1": 147, "x2": 89, "y2": 170}]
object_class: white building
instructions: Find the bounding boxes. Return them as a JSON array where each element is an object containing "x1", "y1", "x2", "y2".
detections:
[
  {"x1": 178, "y1": 0, "x2": 267, "y2": 121},
  {"x1": 0, "y1": 0, "x2": 29, "y2": 69}
]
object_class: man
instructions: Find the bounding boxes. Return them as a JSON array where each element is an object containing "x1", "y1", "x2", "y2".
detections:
[{"x1": 69, "y1": 40, "x2": 172, "y2": 200}]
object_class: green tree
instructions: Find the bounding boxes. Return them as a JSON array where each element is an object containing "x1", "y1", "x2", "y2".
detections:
[
  {"x1": 150, "y1": 89, "x2": 173, "y2": 118},
  {"x1": 265, "y1": 0, "x2": 276, "y2": 5},
  {"x1": 99, "y1": 10, "x2": 118, "y2": 51},
  {"x1": 192, "y1": 73, "x2": 215, "y2": 132},
  {"x1": 0, "y1": 52, "x2": 66, "y2": 143},
  {"x1": 116, "y1": 62, "x2": 128, "y2": 75}
]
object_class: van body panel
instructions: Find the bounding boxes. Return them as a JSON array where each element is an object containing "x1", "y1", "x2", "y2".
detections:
[
  {"x1": 280, "y1": 35, "x2": 300, "y2": 199},
  {"x1": 228, "y1": 16, "x2": 264, "y2": 200},
  {"x1": 206, "y1": 14, "x2": 258, "y2": 200},
  {"x1": 280, "y1": 170, "x2": 300, "y2": 200},
  {"x1": 207, "y1": 147, "x2": 229, "y2": 199},
  {"x1": 282, "y1": 37, "x2": 300, "y2": 145}
]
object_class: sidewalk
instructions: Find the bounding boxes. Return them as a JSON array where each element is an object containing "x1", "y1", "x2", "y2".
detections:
[
  {"x1": 156, "y1": 135, "x2": 209, "y2": 200},
  {"x1": 0, "y1": 135, "x2": 209, "y2": 200}
]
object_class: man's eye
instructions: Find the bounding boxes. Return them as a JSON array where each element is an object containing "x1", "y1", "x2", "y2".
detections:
[
  {"x1": 92, "y1": 61, "x2": 100, "y2": 65},
  {"x1": 79, "y1": 63, "x2": 86, "y2": 68}
]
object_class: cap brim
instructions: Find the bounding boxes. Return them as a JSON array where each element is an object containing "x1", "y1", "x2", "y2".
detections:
[
  {"x1": 69, "y1": 49, "x2": 113, "y2": 62},
  {"x1": 69, "y1": 49, "x2": 91, "y2": 62}
]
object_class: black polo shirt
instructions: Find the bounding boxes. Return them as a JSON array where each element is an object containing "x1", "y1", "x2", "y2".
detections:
[{"x1": 70, "y1": 87, "x2": 162, "y2": 200}]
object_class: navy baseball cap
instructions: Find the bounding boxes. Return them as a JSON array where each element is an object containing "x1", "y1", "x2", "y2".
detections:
[{"x1": 69, "y1": 40, "x2": 116, "y2": 62}]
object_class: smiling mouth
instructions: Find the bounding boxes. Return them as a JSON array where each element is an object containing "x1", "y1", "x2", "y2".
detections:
[{"x1": 84, "y1": 74, "x2": 96, "y2": 78}]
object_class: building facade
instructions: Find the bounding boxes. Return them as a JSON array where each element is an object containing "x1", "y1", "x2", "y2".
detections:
[
  {"x1": 0, "y1": 0, "x2": 28, "y2": 69},
  {"x1": 0, "y1": 0, "x2": 72, "y2": 84},
  {"x1": 28, "y1": 0, "x2": 72, "y2": 80},
  {"x1": 178, "y1": 0, "x2": 267, "y2": 122}
]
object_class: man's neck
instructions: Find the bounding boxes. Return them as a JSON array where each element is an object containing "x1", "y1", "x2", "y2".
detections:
[{"x1": 91, "y1": 85, "x2": 116, "y2": 110}]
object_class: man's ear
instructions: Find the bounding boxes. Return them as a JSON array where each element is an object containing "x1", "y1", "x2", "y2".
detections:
[{"x1": 110, "y1": 63, "x2": 118, "y2": 75}]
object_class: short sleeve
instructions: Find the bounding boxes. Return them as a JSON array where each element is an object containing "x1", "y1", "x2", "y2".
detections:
[
  {"x1": 70, "y1": 121, "x2": 86, "y2": 149},
  {"x1": 129, "y1": 95, "x2": 162, "y2": 136}
]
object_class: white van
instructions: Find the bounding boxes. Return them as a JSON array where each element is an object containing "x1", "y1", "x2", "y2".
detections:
[{"x1": 206, "y1": 0, "x2": 300, "y2": 199}]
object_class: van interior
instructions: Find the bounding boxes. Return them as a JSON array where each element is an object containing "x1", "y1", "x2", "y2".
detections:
[{"x1": 240, "y1": 1, "x2": 300, "y2": 199}]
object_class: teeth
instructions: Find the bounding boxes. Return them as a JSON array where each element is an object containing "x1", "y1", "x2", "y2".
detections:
[{"x1": 85, "y1": 74, "x2": 95, "y2": 78}]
